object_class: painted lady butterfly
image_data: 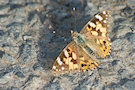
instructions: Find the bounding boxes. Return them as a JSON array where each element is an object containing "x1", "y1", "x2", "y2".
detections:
[{"x1": 52, "y1": 10, "x2": 112, "y2": 75}]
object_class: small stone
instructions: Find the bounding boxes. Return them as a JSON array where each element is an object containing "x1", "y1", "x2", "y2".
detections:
[
  {"x1": 128, "y1": 33, "x2": 135, "y2": 47},
  {"x1": 124, "y1": 79, "x2": 135, "y2": 89},
  {"x1": 23, "y1": 35, "x2": 32, "y2": 41},
  {"x1": 0, "y1": 50, "x2": 5, "y2": 58},
  {"x1": 14, "y1": 71, "x2": 25, "y2": 78},
  {"x1": 121, "y1": 6, "x2": 133, "y2": 17},
  {"x1": 0, "y1": 78, "x2": 8, "y2": 84},
  {"x1": 112, "y1": 60, "x2": 120, "y2": 66}
]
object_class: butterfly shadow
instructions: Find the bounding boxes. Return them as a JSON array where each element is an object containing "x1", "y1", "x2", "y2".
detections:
[{"x1": 37, "y1": 1, "x2": 89, "y2": 71}]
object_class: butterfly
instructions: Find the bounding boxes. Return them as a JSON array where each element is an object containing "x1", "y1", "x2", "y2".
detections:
[{"x1": 52, "y1": 10, "x2": 112, "y2": 75}]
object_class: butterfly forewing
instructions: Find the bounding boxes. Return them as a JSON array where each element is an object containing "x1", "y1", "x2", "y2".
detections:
[
  {"x1": 80, "y1": 10, "x2": 111, "y2": 36},
  {"x1": 52, "y1": 41, "x2": 100, "y2": 75},
  {"x1": 52, "y1": 41, "x2": 79, "y2": 74},
  {"x1": 80, "y1": 10, "x2": 112, "y2": 58}
]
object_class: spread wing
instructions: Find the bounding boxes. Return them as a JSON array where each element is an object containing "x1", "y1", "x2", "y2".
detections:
[
  {"x1": 52, "y1": 41, "x2": 100, "y2": 75},
  {"x1": 52, "y1": 10, "x2": 112, "y2": 75},
  {"x1": 80, "y1": 10, "x2": 112, "y2": 58}
]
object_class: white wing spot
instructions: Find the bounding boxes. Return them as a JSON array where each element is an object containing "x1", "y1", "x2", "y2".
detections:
[
  {"x1": 103, "y1": 20, "x2": 107, "y2": 23},
  {"x1": 53, "y1": 66, "x2": 56, "y2": 69},
  {"x1": 107, "y1": 53, "x2": 110, "y2": 55},
  {"x1": 103, "y1": 11, "x2": 106, "y2": 14},
  {"x1": 56, "y1": 57, "x2": 63, "y2": 65},
  {"x1": 110, "y1": 43, "x2": 112, "y2": 45},
  {"x1": 88, "y1": 22, "x2": 96, "y2": 28},
  {"x1": 108, "y1": 38, "x2": 111, "y2": 41},
  {"x1": 95, "y1": 14, "x2": 103, "y2": 21},
  {"x1": 64, "y1": 49, "x2": 69, "y2": 57},
  {"x1": 61, "y1": 67, "x2": 64, "y2": 70}
]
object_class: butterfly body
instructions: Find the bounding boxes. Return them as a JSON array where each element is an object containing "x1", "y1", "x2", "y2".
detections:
[
  {"x1": 72, "y1": 31, "x2": 95, "y2": 57},
  {"x1": 52, "y1": 10, "x2": 112, "y2": 75}
]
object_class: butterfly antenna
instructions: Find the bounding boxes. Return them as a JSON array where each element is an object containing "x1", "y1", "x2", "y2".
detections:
[{"x1": 72, "y1": 8, "x2": 77, "y2": 31}]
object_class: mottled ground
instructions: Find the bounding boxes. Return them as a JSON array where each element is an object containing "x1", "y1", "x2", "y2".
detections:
[{"x1": 0, "y1": 0, "x2": 135, "y2": 90}]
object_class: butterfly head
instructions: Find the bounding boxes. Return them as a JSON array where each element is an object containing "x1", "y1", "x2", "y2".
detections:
[
  {"x1": 71, "y1": 30, "x2": 81, "y2": 40},
  {"x1": 71, "y1": 30, "x2": 78, "y2": 38}
]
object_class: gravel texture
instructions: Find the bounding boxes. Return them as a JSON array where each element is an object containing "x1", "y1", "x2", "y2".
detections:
[{"x1": 0, "y1": 0, "x2": 135, "y2": 90}]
